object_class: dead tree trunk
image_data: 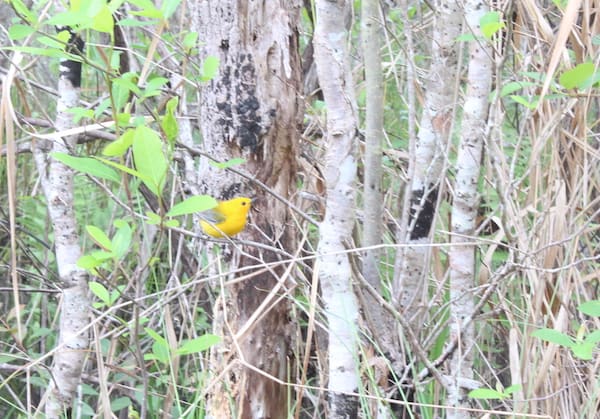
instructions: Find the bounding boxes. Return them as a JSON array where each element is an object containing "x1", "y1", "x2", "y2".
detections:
[{"x1": 194, "y1": 1, "x2": 303, "y2": 418}]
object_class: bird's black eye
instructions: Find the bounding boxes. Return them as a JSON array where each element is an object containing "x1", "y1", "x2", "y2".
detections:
[{"x1": 242, "y1": 201, "x2": 247, "y2": 206}]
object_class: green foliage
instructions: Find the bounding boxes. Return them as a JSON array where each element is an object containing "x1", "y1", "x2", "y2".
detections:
[
  {"x1": 559, "y1": 62, "x2": 597, "y2": 90},
  {"x1": 78, "y1": 220, "x2": 133, "y2": 272},
  {"x1": 89, "y1": 281, "x2": 126, "y2": 308},
  {"x1": 531, "y1": 301, "x2": 600, "y2": 360},
  {"x1": 131, "y1": 126, "x2": 168, "y2": 196},
  {"x1": 469, "y1": 384, "x2": 522, "y2": 400},
  {"x1": 199, "y1": 56, "x2": 220, "y2": 82},
  {"x1": 47, "y1": 0, "x2": 116, "y2": 33},
  {"x1": 166, "y1": 195, "x2": 217, "y2": 217},
  {"x1": 479, "y1": 11, "x2": 505, "y2": 39},
  {"x1": 103, "y1": 129, "x2": 135, "y2": 156},
  {"x1": 578, "y1": 300, "x2": 600, "y2": 317},
  {"x1": 176, "y1": 334, "x2": 222, "y2": 355},
  {"x1": 145, "y1": 328, "x2": 220, "y2": 365},
  {"x1": 51, "y1": 152, "x2": 121, "y2": 183},
  {"x1": 161, "y1": 97, "x2": 180, "y2": 143}
]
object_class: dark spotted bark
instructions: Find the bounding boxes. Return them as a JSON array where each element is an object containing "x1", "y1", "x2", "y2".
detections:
[{"x1": 195, "y1": 2, "x2": 303, "y2": 418}]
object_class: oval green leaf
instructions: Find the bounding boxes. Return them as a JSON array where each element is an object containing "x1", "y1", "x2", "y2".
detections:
[{"x1": 166, "y1": 195, "x2": 217, "y2": 217}]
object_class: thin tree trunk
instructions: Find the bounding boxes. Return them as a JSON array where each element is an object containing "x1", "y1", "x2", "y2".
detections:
[
  {"x1": 361, "y1": 3, "x2": 400, "y2": 416},
  {"x1": 30, "y1": 29, "x2": 90, "y2": 418},
  {"x1": 313, "y1": 0, "x2": 360, "y2": 417},
  {"x1": 194, "y1": 1, "x2": 302, "y2": 418},
  {"x1": 447, "y1": 0, "x2": 493, "y2": 415},
  {"x1": 361, "y1": 0, "x2": 383, "y2": 288},
  {"x1": 393, "y1": 0, "x2": 462, "y2": 327}
]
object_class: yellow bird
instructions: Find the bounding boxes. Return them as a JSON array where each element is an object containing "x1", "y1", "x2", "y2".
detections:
[{"x1": 200, "y1": 197, "x2": 252, "y2": 238}]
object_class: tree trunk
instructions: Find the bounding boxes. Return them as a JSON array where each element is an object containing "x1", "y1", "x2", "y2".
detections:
[
  {"x1": 29, "y1": 29, "x2": 90, "y2": 418},
  {"x1": 313, "y1": 0, "x2": 360, "y2": 417},
  {"x1": 447, "y1": 0, "x2": 493, "y2": 415},
  {"x1": 393, "y1": 0, "x2": 462, "y2": 328},
  {"x1": 194, "y1": 2, "x2": 303, "y2": 418},
  {"x1": 360, "y1": 3, "x2": 400, "y2": 416}
]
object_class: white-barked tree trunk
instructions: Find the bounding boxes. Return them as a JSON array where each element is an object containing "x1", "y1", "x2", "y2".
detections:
[
  {"x1": 447, "y1": 0, "x2": 493, "y2": 415},
  {"x1": 313, "y1": 0, "x2": 360, "y2": 416}
]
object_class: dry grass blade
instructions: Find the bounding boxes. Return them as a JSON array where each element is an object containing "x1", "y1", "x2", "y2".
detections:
[{"x1": 538, "y1": 0, "x2": 583, "y2": 104}]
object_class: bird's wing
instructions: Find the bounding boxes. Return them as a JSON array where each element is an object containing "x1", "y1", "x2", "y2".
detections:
[{"x1": 200, "y1": 209, "x2": 226, "y2": 224}]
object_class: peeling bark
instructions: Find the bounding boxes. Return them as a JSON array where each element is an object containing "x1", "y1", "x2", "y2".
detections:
[{"x1": 195, "y1": 2, "x2": 302, "y2": 418}]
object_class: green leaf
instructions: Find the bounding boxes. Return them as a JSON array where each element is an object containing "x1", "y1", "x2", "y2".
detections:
[
  {"x1": 166, "y1": 195, "x2": 217, "y2": 217},
  {"x1": 113, "y1": 73, "x2": 142, "y2": 98},
  {"x1": 176, "y1": 334, "x2": 221, "y2": 355},
  {"x1": 111, "y1": 220, "x2": 132, "y2": 260},
  {"x1": 468, "y1": 388, "x2": 507, "y2": 400},
  {"x1": 164, "y1": 219, "x2": 179, "y2": 228},
  {"x1": 571, "y1": 341, "x2": 594, "y2": 360},
  {"x1": 208, "y1": 157, "x2": 246, "y2": 169},
  {"x1": 111, "y1": 72, "x2": 139, "y2": 112},
  {"x1": 86, "y1": 225, "x2": 113, "y2": 251},
  {"x1": 96, "y1": 157, "x2": 155, "y2": 187},
  {"x1": 578, "y1": 300, "x2": 600, "y2": 317},
  {"x1": 559, "y1": 62, "x2": 595, "y2": 90},
  {"x1": 0, "y1": 354, "x2": 20, "y2": 364},
  {"x1": 200, "y1": 56, "x2": 220, "y2": 82},
  {"x1": 145, "y1": 211, "x2": 162, "y2": 225},
  {"x1": 8, "y1": 24, "x2": 35, "y2": 41},
  {"x1": 132, "y1": 126, "x2": 168, "y2": 196},
  {"x1": 313, "y1": 100, "x2": 326, "y2": 112},
  {"x1": 143, "y1": 77, "x2": 169, "y2": 98},
  {"x1": 161, "y1": 0, "x2": 182, "y2": 19},
  {"x1": 77, "y1": 254, "x2": 101, "y2": 270},
  {"x1": 531, "y1": 328, "x2": 574, "y2": 347},
  {"x1": 500, "y1": 81, "x2": 536, "y2": 97},
  {"x1": 552, "y1": 0, "x2": 568, "y2": 8},
  {"x1": 161, "y1": 97, "x2": 179, "y2": 143},
  {"x1": 103, "y1": 129, "x2": 135, "y2": 157},
  {"x1": 89, "y1": 281, "x2": 110, "y2": 306},
  {"x1": 10, "y1": 0, "x2": 35, "y2": 23},
  {"x1": 110, "y1": 397, "x2": 131, "y2": 412},
  {"x1": 46, "y1": 11, "x2": 89, "y2": 28},
  {"x1": 456, "y1": 33, "x2": 477, "y2": 42},
  {"x1": 584, "y1": 330, "x2": 600, "y2": 344},
  {"x1": 94, "y1": 97, "x2": 112, "y2": 119},
  {"x1": 92, "y1": 4, "x2": 114, "y2": 33},
  {"x1": 509, "y1": 95, "x2": 538, "y2": 109},
  {"x1": 29, "y1": 327, "x2": 52, "y2": 339},
  {"x1": 144, "y1": 328, "x2": 170, "y2": 364},
  {"x1": 6, "y1": 46, "x2": 73, "y2": 60},
  {"x1": 183, "y1": 31, "x2": 198, "y2": 51},
  {"x1": 504, "y1": 384, "x2": 522, "y2": 395},
  {"x1": 66, "y1": 107, "x2": 95, "y2": 123},
  {"x1": 116, "y1": 112, "x2": 132, "y2": 126},
  {"x1": 51, "y1": 152, "x2": 121, "y2": 183},
  {"x1": 109, "y1": 285, "x2": 125, "y2": 306},
  {"x1": 129, "y1": 0, "x2": 163, "y2": 19},
  {"x1": 480, "y1": 11, "x2": 505, "y2": 39},
  {"x1": 91, "y1": 250, "x2": 115, "y2": 262},
  {"x1": 108, "y1": 0, "x2": 128, "y2": 13},
  {"x1": 56, "y1": 30, "x2": 72, "y2": 45},
  {"x1": 145, "y1": 327, "x2": 167, "y2": 346},
  {"x1": 520, "y1": 71, "x2": 545, "y2": 82}
]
